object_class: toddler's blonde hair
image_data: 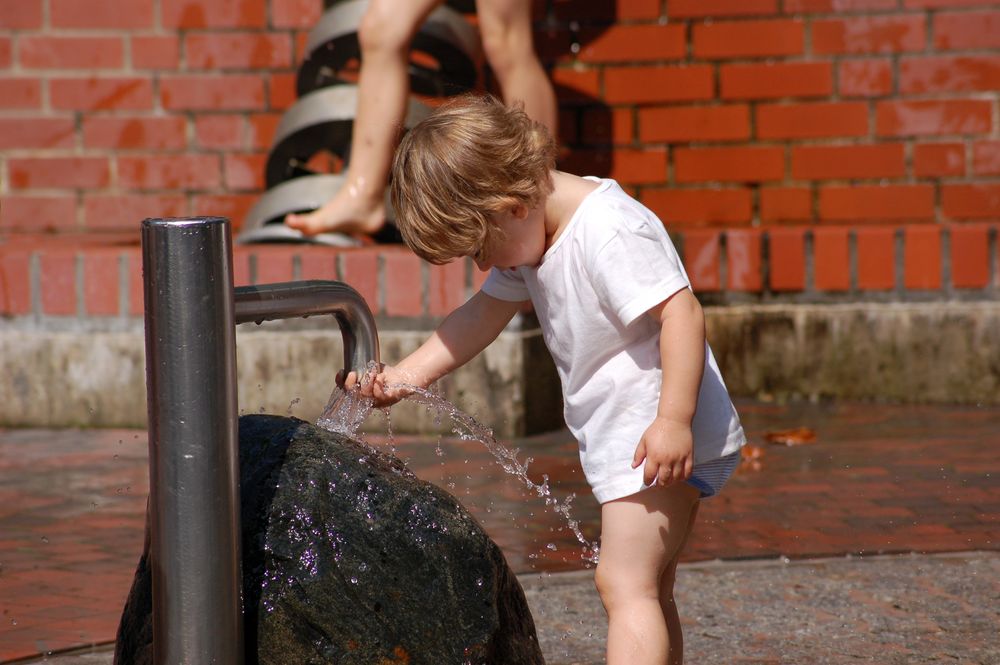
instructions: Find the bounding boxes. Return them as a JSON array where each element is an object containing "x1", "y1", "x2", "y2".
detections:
[{"x1": 389, "y1": 94, "x2": 557, "y2": 265}]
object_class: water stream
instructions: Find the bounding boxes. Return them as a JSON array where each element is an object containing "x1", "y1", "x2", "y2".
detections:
[{"x1": 317, "y1": 381, "x2": 600, "y2": 567}]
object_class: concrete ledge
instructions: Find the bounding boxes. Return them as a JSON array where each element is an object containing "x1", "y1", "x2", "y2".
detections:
[
  {"x1": 708, "y1": 301, "x2": 1000, "y2": 404},
  {"x1": 0, "y1": 319, "x2": 563, "y2": 437},
  {"x1": 2, "y1": 301, "x2": 998, "y2": 433}
]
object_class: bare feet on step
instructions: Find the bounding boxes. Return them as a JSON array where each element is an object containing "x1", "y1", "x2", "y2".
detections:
[{"x1": 284, "y1": 185, "x2": 387, "y2": 237}]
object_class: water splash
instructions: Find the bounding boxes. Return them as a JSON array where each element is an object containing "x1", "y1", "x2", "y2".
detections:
[{"x1": 316, "y1": 379, "x2": 599, "y2": 565}]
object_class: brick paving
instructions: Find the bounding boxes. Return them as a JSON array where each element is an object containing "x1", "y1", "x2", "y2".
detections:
[{"x1": 1, "y1": 400, "x2": 998, "y2": 662}]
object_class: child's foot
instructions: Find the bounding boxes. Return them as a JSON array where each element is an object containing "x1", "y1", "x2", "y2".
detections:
[{"x1": 284, "y1": 188, "x2": 386, "y2": 237}]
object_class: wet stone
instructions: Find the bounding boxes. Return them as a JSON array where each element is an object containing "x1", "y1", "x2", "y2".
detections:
[{"x1": 114, "y1": 415, "x2": 544, "y2": 665}]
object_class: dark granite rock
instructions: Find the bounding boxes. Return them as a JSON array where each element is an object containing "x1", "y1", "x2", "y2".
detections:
[{"x1": 114, "y1": 415, "x2": 544, "y2": 665}]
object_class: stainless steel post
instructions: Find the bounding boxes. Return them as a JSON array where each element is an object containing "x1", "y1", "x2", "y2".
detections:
[{"x1": 141, "y1": 217, "x2": 243, "y2": 665}]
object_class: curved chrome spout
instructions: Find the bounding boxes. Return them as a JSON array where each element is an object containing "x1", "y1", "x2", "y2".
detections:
[{"x1": 234, "y1": 280, "x2": 380, "y2": 374}]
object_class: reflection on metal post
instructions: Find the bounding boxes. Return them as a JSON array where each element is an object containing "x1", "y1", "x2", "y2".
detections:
[{"x1": 141, "y1": 217, "x2": 244, "y2": 665}]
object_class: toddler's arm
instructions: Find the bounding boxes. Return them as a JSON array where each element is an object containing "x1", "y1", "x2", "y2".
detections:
[
  {"x1": 364, "y1": 290, "x2": 524, "y2": 407},
  {"x1": 631, "y1": 287, "x2": 706, "y2": 486}
]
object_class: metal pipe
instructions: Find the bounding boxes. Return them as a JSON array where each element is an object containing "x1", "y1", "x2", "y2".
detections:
[
  {"x1": 234, "y1": 279, "x2": 380, "y2": 373},
  {"x1": 141, "y1": 217, "x2": 244, "y2": 664},
  {"x1": 142, "y1": 218, "x2": 381, "y2": 664}
]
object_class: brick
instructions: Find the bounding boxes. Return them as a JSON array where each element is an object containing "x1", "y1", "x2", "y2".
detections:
[
  {"x1": 855, "y1": 226, "x2": 896, "y2": 290},
  {"x1": 581, "y1": 107, "x2": 634, "y2": 146},
  {"x1": 668, "y1": 0, "x2": 777, "y2": 18},
  {"x1": 549, "y1": 68, "x2": 600, "y2": 102},
  {"x1": 51, "y1": 78, "x2": 154, "y2": 111},
  {"x1": 339, "y1": 248, "x2": 379, "y2": 312},
  {"x1": 639, "y1": 105, "x2": 750, "y2": 143},
  {"x1": 813, "y1": 227, "x2": 850, "y2": 292},
  {"x1": 0, "y1": 118, "x2": 75, "y2": 150},
  {"x1": 382, "y1": 250, "x2": 424, "y2": 317},
  {"x1": 84, "y1": 194, "x2": 187, "y2": 232},
  {"x1": 900, "y1": 56, "x2": 1000, "y2": 94},
  {"x1": 223, "y1": 153, "x2": 266, "y2": 191},
  {"x1": 760, "y1": 187, "x2": 813, "y2": 222},
  {"x1": 903, "y1": 226, "x2": 941, "y2": 290},
  {"x1": 231, "y1": 248, "x2": 252, "y2": 287},
  {"x1": 577, "y1": 24, "x2": 685, "y2": 63},
  {"x1": 251, "y1": 246, "x2": 296, "y2": 284},
  {"x1": 0, "y1": 37, "x2": 10, "y2": 68},
  {"x1": 726, "y1": 228, "x2": 762, "y2": 292},
  {"x1": 190, "y1": 194, "x2": 257, "y2": 233},
  {"x1": 248, "y1": 113, "x2": 281, "y2": 150},
  {"x1": 271, "y1": 0, "x2": 323, "y2": 28},
  {"x1": 10, "y1": 157, "x2": 111, "y2": 190},
  {"x1": 819, "y1": 185, "x2": 934, "y2": 221},
  {"x1": 20, "y1": 36, "x2": 124, "y2": 69},
  {"x1": 267, "y1": 72, "x2": 297, "y2": 111},
  {"x1": 674, "y1": 146, "x2": 784, "y2": 183},
  {"x1": 757, "y1": 102, "x2": 868, "y2": 139},
  {"x1": 127, "y1": 252, "x2": 144, "y2": 315},
  {"x1": 132, "y1": 36, "x2": 180, "y2": 70},
  {"x1": 160, "y1": 75, "x2": 266, "y2": 111},
  {"x1": 784, "y1": 0, "x2": 896, "y2": 9},
  {"x1": 642, "y1": 188, "x2": 753, "y2": 226},
  {"x1": 82, "y1": 250, "x2": 121, "y2": 316},
  {"x1": 162, "y1": 0, "x2": 267, "y2": 28},
  {"x1": 934, "y1": 11, "x2": 1000, "y2": 50},
  {"x1": 118, "y1": 155, "x2": 222, "y2": 190},
  {"x1": 552, "y1": 0, "x2": 657, "y2": 20},
  {"x1": 680, "y1": 230, "x2": 721, "y2": 292},
  {"x1": 768, "y1": 227, "x2": 806, "y2": 291},
  {"x1": 838, "y1": 59, "x2": 893, "y2": 97},
  {"x1": 0, "y1": 248, "x2": 32, "y2": 315},
  {"x1": 876, "y1": 100, "x2": 992, "y2": 137},
  {"x1": 905, "y1": 0, "x2": 999, "y2": 9},
  {"x1": 83, "y1": 116, "x2": 187, "y2": 150},
  {"x1": 186, "y1": 32, "x2": 293, "y2": 69},
  {"x1": 563, "y1": 147, "x2": 667, "y2": 185},
  {"x1": 605, "y1": 65, "x2": 714, "y2": 104},
  {"x1": 914, "y1": 142, "x2": 965, "y2": 178},
  {"x1": 557, "y1": 108, "x2": 578, "y2": 145},
  {"x1": 298, "y1": 246, "x2": 338, "y2": 281},
  {"x1": 0, "y1": 79, "x2": 41, "y2": 110},
  {"x1": 39, "y1": 250, "x2": 77, "y2": 315},
  {"x1": 0, "y1": 0, "x2": 42, "y2": 29},
  {"x1": 51, "y1": 0, "x2": 154, "y2": 28},
  {"x1": 791, "y1": 144, "x2": 905, "y2": 180},
  {"x1": 693, "y1": 20, "x2": 804, "y2": 59},
  {"x1": 949, "y1": 224, "x2": 990, "y2": 289},
  {"x1": 972, "y1": 141, "x2": 1000, "y2": 176},
  {"x1": 721, "y1": 62, "x2": 832, "y2": 100},
  {"x1": 0, "y1": 196, "x2": 78, "y2": 233},
  {"x1": 428, "y1": 260, "x2": 467, "y2": 316},
  {"x1": 941, "y1": 184, "x2": 1000, "y2": 220},
  {"x1": 813, "y1": 15, "x2": 924, "y2": 54},
  {"x1": 194, "y1": 115, "x2": 242, "y2": 150}
]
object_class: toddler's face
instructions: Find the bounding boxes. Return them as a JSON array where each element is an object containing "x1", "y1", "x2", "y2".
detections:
[{"x1": 473, "y1": 205, "x2": 547, "y2": 272}]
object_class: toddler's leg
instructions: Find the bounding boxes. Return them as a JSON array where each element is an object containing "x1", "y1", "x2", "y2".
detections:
[{"x1": 594, "y1": 482, "x2": 700, "y2": 665}]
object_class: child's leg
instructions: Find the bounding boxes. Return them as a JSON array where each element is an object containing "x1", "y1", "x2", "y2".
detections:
[
  {"x1": 659, "y1": 500, "x2": 699, "y2": 665},
  {"x1": 595, "y1": 482, "x2": 700, "y2": 665},
  {"x1": 476, "y1": 0, "x2": 558, "y2": 135},
  {"x1": 285, "y1": 0, "x2": 441, "y2": 236}
]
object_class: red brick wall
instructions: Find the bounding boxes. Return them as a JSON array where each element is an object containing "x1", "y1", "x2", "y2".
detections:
[{"x1": 1, "y1": 0, "x2": 998, "y2": 318}]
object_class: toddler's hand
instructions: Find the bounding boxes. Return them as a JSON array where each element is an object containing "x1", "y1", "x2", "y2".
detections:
[{"x1": 632, "y1": 416, "x2": 694, "y2": 487}]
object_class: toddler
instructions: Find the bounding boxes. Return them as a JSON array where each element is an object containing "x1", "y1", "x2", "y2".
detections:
[{"x1": 353, "y1": 94, "x2": 746, "y2": 665}]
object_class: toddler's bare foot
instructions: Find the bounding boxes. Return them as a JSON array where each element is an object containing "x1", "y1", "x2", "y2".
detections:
[{"x1": 284, "y1": 190, "x2": 386, "y2": 237}]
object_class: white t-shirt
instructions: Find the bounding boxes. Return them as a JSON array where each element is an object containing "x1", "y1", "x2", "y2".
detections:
[{"x1": 482, "y1": 178, "x2": 746, "y2": 504}]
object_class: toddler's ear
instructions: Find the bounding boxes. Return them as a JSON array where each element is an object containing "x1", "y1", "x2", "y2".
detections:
[{"x1": 512, "y1": 204, "x2": 529, "y2": 220}]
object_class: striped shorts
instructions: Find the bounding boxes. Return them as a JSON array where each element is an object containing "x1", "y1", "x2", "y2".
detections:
[{"x1": 686, "y1": 451, "x2": 740, "y2": 499}]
